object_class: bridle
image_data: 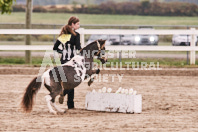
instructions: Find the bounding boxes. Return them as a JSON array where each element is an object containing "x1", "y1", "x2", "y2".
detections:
[
  {"x1": 96, "y1": 40, "x2": 101, "y2": 56},
  {"x1": 96, "y1": 40, "x2": 106, "y2": 59},
  {"x1": 79, "y1": 40, "x2": 106, "y2": 59}
]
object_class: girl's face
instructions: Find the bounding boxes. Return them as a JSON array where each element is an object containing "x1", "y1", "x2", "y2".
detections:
[{"x1": 72, "y1": 22, "x2": 80, "y2": 30}]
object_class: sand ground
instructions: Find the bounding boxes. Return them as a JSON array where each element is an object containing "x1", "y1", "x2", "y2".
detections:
[{"x1": 0, "y1": 67, "x2": 198, "y2": 131}]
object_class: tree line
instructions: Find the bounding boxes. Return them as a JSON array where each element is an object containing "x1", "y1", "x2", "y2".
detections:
[{"x1": 13, "y1": 1, "x2": 198, "y2": 16}]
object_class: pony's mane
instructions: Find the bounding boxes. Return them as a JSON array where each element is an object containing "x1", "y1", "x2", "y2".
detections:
[
  {"x1": 84, "y1": 40, "x2": 97, "y2": 48},
  {"x1": 80, "y1": 39, "x2": 104, "y2": 52}
]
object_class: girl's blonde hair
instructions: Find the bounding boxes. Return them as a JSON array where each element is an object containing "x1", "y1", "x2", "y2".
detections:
[{"x1": 59, "y1": 16, "x2": 79, "y2": 36}]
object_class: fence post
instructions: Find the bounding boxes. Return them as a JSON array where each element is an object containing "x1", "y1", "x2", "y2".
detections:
[
  {"x1": 53, "y1": 24, "x2": 56, "y2": 43},
  {"x1": 25, "y1": 0, "x2": 33, "y2": 64},
  {"x1": 186, "y1": 26, "x2": 189, "y2": 65},
  {"x1": 190, "y1": 28, "x2": 196, "y2": 65}
]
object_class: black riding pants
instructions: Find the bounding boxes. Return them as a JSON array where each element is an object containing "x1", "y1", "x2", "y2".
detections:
[{"x1": 63, "y1": 89, "x2": 74, "y2": 108}]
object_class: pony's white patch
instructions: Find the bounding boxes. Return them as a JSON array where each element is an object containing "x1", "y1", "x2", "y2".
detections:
[
  {"x1": 62, "y1": 55, "x2": 84, "y2": 67},
  {"x1": 45, "y1": 94, "x2": 52, "y2": 101},
  {"x1": 62, "y1": 55, "x2": 86, "y2": 81},
  {"x1": 74, "y1": 63, "x2": 86, "y2": 81},
  {"x1": 42, "y1": 69, "x2": 51, "y2": 86},
  {"x1": 51, "y1": 102, "x2": 65, "y2": 113},
  {"x1": 62, "y1": 57, "x2": 75, "y2": 67},
  {"x1": 73, "y1": 55, "x2": 86, "y2": 81},
  {"x1": 80, "y1": 66, "x2": 86, "y2": 81},
  {"x1": 45, "y1": 95, "x2": 57, "y2": 114}
]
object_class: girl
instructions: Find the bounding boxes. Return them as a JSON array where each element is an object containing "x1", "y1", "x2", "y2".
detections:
[{"x1": 53, "y1": 16, "x2": 81, "y2": 109}]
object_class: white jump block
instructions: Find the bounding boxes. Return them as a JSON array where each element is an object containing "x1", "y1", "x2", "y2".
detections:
[{"x1": 85, "y1": 92, "x2": 142, "y2": 114}]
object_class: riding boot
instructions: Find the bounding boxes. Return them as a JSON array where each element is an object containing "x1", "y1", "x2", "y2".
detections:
[{"x1": 67, "y1": 89, "x2": 75, "y2": 109}]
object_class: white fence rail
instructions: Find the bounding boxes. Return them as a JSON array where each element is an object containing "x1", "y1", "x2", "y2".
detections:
[{"x1": 0, "y1": 28, "x2": 198, "y2": 64}]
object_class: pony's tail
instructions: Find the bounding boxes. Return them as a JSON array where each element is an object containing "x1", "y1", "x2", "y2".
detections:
[{"x1": 21, "y1": 76, "x2": 42, "y2": 113}]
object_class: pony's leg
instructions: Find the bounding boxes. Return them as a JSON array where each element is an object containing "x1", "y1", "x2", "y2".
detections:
[
  {"x1": 91, "y1": 69, "x2": 100, "y2": 74},
  {"x1": 45, "y1": 95, "x2": 57, "y2": 114},
  {"x1": 50, "y1": 88, "x2": 66, "y2": 113},
  {"x1": 58, "y1": 93, "x2": 64, "y2": 104},
  {"x1": 88, "y1": 69, "x2": 100, "y2": 86},
  {"x1": 51, "y1": 102, "x2": 65, "y2": 113},
  {"x1": 58, "y1": 82, "x2": 65, "y2": 104},
  {"x1": 44, "y1": 80, "x2": 65, "y2": 113},
  {"x1": 88, "y1": 76, "x2": 96, "y2": 86}
]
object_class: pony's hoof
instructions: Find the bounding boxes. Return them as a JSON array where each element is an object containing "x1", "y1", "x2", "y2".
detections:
[
  {"x1": 50, "y1": 111, "x2": 57, "y2": 115},
  {"x1": 59, "y1": 96, "x2": 64, "y2": 104},
  {"x1": 88, "y1": 80, "x2": 93, "y2": 86},
  {"x1": 58, "y1": 109, "x2": 65, "y2": 113},
  {"x1": 88, "y1": 77, "x2": 95, "y2": 86}
]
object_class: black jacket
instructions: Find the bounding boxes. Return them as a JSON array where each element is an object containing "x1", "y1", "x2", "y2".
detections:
[{"x1": 53, "y1": 31, "x2": 81, "y2": 64}]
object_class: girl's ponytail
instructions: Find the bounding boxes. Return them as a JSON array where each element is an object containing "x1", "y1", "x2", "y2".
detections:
[{"x1": 59, "y1": 16, "x2": 79, "y2": 36}]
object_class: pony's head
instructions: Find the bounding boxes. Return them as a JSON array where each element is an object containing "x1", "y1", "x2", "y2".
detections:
[
  {"x1": 80, "y1": 39, "x2": 107, "y2": 64},
  {"x1": 95, "y1": 39, "x2": 107, "y2": 64}
]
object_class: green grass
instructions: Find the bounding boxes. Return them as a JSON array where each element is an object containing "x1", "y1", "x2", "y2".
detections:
[
  {"x1": 0, "y1": 57, "x2": 43, "y2": 65},
  {"x1": 107, "y1": 58, "x2": 188, "y2": 67},
  {"x1": 0, "y1": 12, "x2": 198, "y2": 66},
  {"x1": 94, "y1": 58, "x2": 191, "y2": 67},
  {"x1": 1, "y1": 12, "x2": 198, "y2": 26}
]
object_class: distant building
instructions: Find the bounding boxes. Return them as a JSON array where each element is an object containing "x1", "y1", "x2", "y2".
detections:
[
  {"x1": 16, "y1": 0, "x2": 26, "y2": 5},
  {"x1": 15, "y1": 0, "x2": 198, "y2": 6},
  {"x1": 164, "y1": 0, "x2": 198, "y2": 5}
]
